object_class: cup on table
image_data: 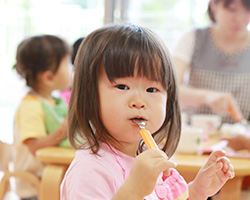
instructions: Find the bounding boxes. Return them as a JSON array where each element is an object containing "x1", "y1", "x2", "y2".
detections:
[
  {"x1": 181, "y1": 112, "x2": 188, "y2": 127},
  {"x1": 191, "y1": 114, "x2": 221, "y2": 135},
  {"x1": 176, "y1": 126, "x2": 203, "y2": 154}
]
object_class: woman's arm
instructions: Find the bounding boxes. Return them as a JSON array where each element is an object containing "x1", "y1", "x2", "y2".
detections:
[
  {"x1": 174, "y1": 58, "x2": 208, "y2": 107},
  {"x1": 222, "y1": 135, "x2": 250, "y2": 151},
  {"x1": 174, "y1": 57, "x2": 242, "y2": 117}
]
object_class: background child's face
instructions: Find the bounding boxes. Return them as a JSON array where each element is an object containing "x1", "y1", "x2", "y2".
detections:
[
  {"x1": 52, "y1": 55, "x2": 72, "y2": 91},
  {"x1": 98, "y1": 66, "x2": 167, "y2": 155}
]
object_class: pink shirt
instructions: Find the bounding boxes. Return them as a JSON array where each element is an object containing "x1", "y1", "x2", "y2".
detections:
[{"x1": 60, "y1": 143, "x2": 189, "y2": 200}]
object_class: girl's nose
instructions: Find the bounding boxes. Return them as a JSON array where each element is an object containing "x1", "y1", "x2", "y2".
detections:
[{"x1": 129, "y1": 95, "x2": 146, "y2": 109}]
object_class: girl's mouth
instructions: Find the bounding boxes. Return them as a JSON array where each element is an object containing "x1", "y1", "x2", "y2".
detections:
[
  {"x1": 131, "y1": 118, "x2": 148, "y2": 130},
  {"x1": 130, "y1": 117, "x2": 146, "y2": 123}
]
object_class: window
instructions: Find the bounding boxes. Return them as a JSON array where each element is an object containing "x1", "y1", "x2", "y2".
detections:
[
  {"x1": 1, "y1": 0, "x2": 210, "y2": 144},
  {"x1": 1, "y1": 0, "x2": 105, "y2": 144},
  {"x1": 112, "y1": 0, "x2": 210, "y2": 50}
]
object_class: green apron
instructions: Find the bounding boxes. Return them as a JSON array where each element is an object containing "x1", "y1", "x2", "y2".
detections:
[{"x1": 42, "y1": 97, "x2": 71, "y2": 148}]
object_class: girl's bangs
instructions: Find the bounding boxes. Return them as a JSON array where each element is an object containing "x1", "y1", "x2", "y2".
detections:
[{"x1": 103, "y1": 33, "x2": 168, "y2": 88}]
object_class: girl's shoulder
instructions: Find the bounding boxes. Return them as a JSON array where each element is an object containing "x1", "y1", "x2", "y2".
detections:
[
  {"x1": 63, "y1": 146, "x2": 125, "y2": 194},
  {"x1": 17, "y1": 93, "x2": 43, "y2": 115},
  {"x1": 68, "y1": 144, "x2": 129, "y2": 178},
  {"x1": 73, "y1": 145, "x2": 118, "y2": 167},
  {"x1": 22, "y1": 93, "x2": 41, "y2": 102}
]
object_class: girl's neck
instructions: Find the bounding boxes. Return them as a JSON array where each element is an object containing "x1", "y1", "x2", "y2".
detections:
[
  {"x1": 111, "y1": 142, "x2": 139, "y2": 157},
  {"x1": 210, "y1": 26, "x2": 249, "y2": 55},
  {"x1": 31, "y1": 87, "x2": 53, "y2": 100}
]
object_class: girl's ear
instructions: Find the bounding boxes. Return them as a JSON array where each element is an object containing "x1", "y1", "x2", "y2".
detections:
[{"x1": 39, "y1": 70, "x2": 55, "y2": 87}]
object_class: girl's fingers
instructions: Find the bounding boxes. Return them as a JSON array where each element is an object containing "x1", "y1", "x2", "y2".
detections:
[
  {"x1": 216, "y1": 157, "x2": 229, "y2": 171},
  {"x1": 227, "y1": 164, "x2": 235, "y2": 179},
  {"x1": 162, "y1": 160, "x2": 177, "y2": 176},
  {"x1": 204, "y1": 150, "x2": 227, "y2": 167},
  {"x1": 157, "y1": 158, "x2": 177, "y2": 171},
  {"x1": 143, "y1": 149, "x2": 177, "y2": 175},
  {"x1": 201, "y1": 162, "x2": 223, "y2": 177},
  {"x1": 215, "y1": 156, "x2": 235, "y2": 179}
]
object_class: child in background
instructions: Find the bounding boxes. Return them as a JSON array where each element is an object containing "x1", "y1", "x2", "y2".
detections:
[
  {"x1": 59, "y1": 37, "x2": 85, "y2": 105},
  {"x1": 71, "y1": 37, "x2": 85, "y2": 65},
  {"x1": 61, "y1": 24, "x2": 234, "y2": 200},
  {"x1": 13, "y1": 35, "x2": 72, "y2": 200}
]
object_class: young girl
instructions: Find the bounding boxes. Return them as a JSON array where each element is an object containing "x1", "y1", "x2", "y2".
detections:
[
  {"x1": 13, "y1": 35, "x2": 72, "y2": 200},
  {"x1": 61, "y1": 24, "x2": 234, "y2": 200}
]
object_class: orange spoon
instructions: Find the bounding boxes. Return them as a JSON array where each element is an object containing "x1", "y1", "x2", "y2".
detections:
[
  {"x1": 133, "y1": 120, "x2": 159, "y2": 150},
  {"x1": 134, "y1": 120, "x2": 175, "y2": 176}
]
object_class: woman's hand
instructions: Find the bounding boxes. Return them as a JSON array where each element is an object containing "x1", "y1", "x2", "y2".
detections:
[
  {"x1": 222, "y1": 135, "x2": 250, "y2": 151},
  {"x1": 189, "y1": 150, "x2": 234, "y2": 200},
  {"x1": 205, "y1": 91, "x2": 242, "y2": 120},
  {"x1": 178, "y1": 86, "x2": 242, "y2": 120},
  {"x1": 113, "y1": 149, "x2": 176, "y2": 200}
]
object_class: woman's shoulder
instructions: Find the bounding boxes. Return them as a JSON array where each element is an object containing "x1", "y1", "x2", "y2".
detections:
[
  {"x1": 173, "y1": 28, "x2": 197, "y2": 63},
  {"x1": 195, "y1": 27, "x2": 211, "y2": 38}
]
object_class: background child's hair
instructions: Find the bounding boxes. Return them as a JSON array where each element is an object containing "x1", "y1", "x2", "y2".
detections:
[
  {"x1": 71, "y1": 37, "x2": 85, "y2": 65},
  {"x1": 68, "y1": 23, "x2": 181, "y2": 157},
  {"x1": 14, "y1": 35, "x2": 71, "y2": 88}
]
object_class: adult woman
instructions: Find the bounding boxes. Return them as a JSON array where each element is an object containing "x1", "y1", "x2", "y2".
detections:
[{"x1": 174, "y1": 0, "x2": 250, "y2": 123}]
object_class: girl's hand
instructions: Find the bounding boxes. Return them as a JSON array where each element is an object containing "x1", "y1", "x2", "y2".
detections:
[
  {"x1": 59, "y1": 118, "x2": 68, "y2": 140},
  {"x1": 116, "y1": 149, "x2": 176, "y2": 199},
  {"x1": 189, "y1": 150, "x2": 234, "y2": 200}
]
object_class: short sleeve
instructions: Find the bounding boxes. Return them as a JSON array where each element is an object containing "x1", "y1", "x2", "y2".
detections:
[
  {"x1": 15, "y1": 99, "x2": 47, "y2": 142},
  {"x1": 61, "y1": 153, "x2": 122, "y2": 200},
  {"x1": 173, "y1": 29, "x2": 195, "y2": 65}
]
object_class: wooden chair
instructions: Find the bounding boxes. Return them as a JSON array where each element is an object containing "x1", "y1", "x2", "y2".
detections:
[{"x1": 0, "y1": 170, "x2": 40, "y2": 199}]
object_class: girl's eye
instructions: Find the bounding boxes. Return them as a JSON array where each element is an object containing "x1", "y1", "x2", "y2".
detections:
[
  {"x1": 116, "y1": 84, "x2": 129, "y2": 90},
  {"x1": 146, "y1": 88, "x2": 158, "y2": 93}
]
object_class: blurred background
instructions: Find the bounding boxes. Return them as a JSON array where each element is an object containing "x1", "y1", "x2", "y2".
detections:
[{"x1": 0, "y1": 0, "x2": 210, "y2": 144}]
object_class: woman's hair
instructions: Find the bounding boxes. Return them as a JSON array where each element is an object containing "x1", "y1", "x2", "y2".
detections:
[
  {"x1": 68, "y1": 23, "x2": 181, "y2": 157},
  {"x1": 208, "y1": 0, "x2": 250, "y2": 23},
  {"x1": 14, "y1": 35, "x2": 71, "y2": 88}
]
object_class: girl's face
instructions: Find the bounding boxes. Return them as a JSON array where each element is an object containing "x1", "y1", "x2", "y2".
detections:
[
  {"x1": 52, "y1": 55, "x2": 72, "y2": 91},
  {"x1": 212, "y1": 0, "x2": 250, "y2": 34},
  {"x1": 98, "y1": 66, "x2": 167, "y2": 156}
]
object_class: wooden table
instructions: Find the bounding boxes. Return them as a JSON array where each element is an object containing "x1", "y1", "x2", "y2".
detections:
[
  {"x1": 36, "y1": 147, "x2": 75, "y2": 200},
  {"x1": 36, "y1": 146, "x2": 250, "y2": 200}
]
